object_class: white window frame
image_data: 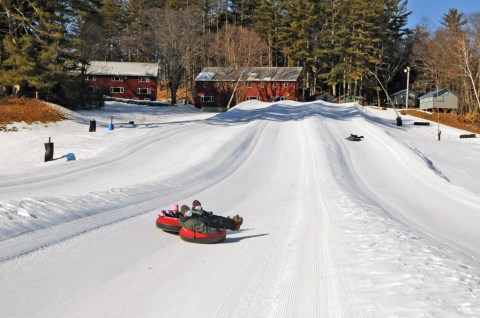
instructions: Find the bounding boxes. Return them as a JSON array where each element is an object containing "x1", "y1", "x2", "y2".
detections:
[
  {"x1": 89, "y1": 86, "x2": 97, "y2": 92},
  {"x1": 247, "y1": 82, "x2": 252, "y2": 88},
  {"x1": 284, "y1": 82, "x2": 289, "y2": 88},
  {"x1": 136, "y1": 88, "x2": 151, "y2": 94},
  {"x1": 201, "y1": 96, "x2": 214, "y2": 102},
  {"x1": 110, "y1": 87, "x2": 124, "y2": 93},
  {"x1": 85, "y1": 76, "x2": 96, "y2": 81},
  {"x1": 273, "y1": 82, "x2": 277, "y2": 88},
  {"x1": 138, "y1": 77, "x2": 150, "y2": 82},
  {"x1": 112, "y1": 76, "x2": 123, "y2": 82}
]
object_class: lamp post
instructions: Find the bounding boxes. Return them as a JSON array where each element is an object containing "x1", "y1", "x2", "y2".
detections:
[
  {"x1": 404, "y1": 67, "x2": 410, "y2": 111},
  {"x1": 434, "y1": 84, "x2": 441, "y2": 141}
]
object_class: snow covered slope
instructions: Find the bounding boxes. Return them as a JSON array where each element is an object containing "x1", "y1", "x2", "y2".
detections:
[{"x1": 0, "y1": 101, "x2": 479, "y2": 317}]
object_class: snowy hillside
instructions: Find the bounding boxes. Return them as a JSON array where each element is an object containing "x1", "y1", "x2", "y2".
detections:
[{"x1": 1, "y1": 100, "x2": 480, "y2": 317}]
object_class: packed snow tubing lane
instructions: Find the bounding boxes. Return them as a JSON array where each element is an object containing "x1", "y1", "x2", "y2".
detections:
[
  {"x1": 179, "y1": 228, "x2": 226, "y2": 244},
  {"x1": 308, "y1": 110, "x2": 381, "y2": 315},
  {"x1": 300, "y1": 117, "x2": 338, "y2": 317}
]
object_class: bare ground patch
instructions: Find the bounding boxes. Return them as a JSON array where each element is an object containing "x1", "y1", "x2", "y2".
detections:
[
  {"x1": 0, "y1": 98, "x2": 67, "y2": 131},
  {"x1": 400, "y1": 109, "x2": 480, "y2": 134}
]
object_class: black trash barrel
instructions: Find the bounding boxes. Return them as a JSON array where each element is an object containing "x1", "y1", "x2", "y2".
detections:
[
  {"x1": 45, "y1": 138, "x2": 54, "y2": 162},
  {"x1": 89, "y1": 119, "x2": 96, "y2": 132},
  {"x1": 396, "y1": 116, "x2": 403, "y2": 126}
]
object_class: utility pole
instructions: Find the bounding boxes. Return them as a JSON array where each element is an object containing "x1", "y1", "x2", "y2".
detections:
[{"x1": 404, "y1": 67, "x2": 410, "y2": 111}]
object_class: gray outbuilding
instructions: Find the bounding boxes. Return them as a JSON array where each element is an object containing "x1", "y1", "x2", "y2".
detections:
[
  {"x1": 418, "y1": 89, "x2": 458, "y2": 112},
  {"x1": 392, "y1": 89, "x2": 418, "y2": 107}
]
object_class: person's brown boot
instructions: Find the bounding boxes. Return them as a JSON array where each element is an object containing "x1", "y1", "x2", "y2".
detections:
[{"x1": 233, "y1": 215, "x2": 243, "y2": 230}]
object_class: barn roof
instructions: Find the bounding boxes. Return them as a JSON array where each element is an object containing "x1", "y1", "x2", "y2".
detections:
[
  {"x1": 195, "y1": 67, "x2": 303, "y2": 82},
  {"x1": 419, "y1": 88, "x2": 458, "y2": 99},
  {"x1": 86, "y1": 61, "x2": 158, "y2": 77}
]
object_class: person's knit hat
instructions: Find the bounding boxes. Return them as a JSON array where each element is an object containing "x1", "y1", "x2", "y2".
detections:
[
  {"x1": 192, "y1": 200, "x2": 201, "y2": 208},
  {"x1": 171, "y1": 203, "x2": 179, "y2": 212},
  {"x1": 180, "y1": 205, "x2": 190, "y2": 213}
]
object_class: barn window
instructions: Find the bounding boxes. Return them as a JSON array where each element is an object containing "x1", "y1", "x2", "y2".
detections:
[
  {"x1": 201, "y1": 96, "x2": 214, "y2": 102},
  {"x1": 85, "y1": 76, "x2": 96, "y2": 81},
  {"x1": 136, "y1": 88, "x2": 151, "y2": 94},
  {"x1": 138, "y1": 77, "x2": 150, "y2": 82},
  {"x1": 284, "y1": 82, "x2": 289, "y2": 88},
  {"x1": 247, "y1": 82, "x2": 252, "y2": 88},
  {"x1": 112, "y1": 76, "x2": 123, "y2": 81},
  {"x1": 203, "y1": 82, "x2": 208, "y2": 88},
  {"x1": 246, "y1": 96, "x2": 259, "y2": 100},
  {"x1": 110, "y1": 87, "x2": 124, "y2": 93},
  {"x1": 214, "y1": 82, "x2": 219, "y2": 87},
  {"x1": 89, "y1": 86, "x2": 97, "y2": 92},
  {"x1": 273, "y1": 82, "x2": 277, "y2": 88}
]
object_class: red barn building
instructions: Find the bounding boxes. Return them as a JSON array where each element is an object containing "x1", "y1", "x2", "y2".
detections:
[
  {"x1": 85, "y1": 61, "x2": 158, "y2": 101},
  {"x1": 194, "y1": 67, "x2": 304, "y2": 110}
]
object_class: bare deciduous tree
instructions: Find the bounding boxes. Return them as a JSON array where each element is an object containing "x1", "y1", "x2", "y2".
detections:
[
  {"x1": 209, "y1": 23, "x2": 268, "y2": 69},
  {"x1": 146, "y1": 6, "x2": 205, "y2": 104},
  {"x1": 454, "y1": 32, "x2": 480, "y2": 112}
]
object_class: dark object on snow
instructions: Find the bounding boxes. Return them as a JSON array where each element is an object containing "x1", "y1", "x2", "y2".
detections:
[
  {"x1": 460, "y1": 134, "x2": 476, "y2": 139},
  {"x1": 396, "y1": 116, "x2": 403, "y2": 126},
  {"x1": 89, "y1": 119, "x2": 96, "y2": 132},
  {"x1": 129, "y1": 121, "x2": 134, "y2": 125},
  {"x1": 346, "y1": 134, "x2": 364, "y2": 141},
  {"x1": 44, "y1": 137, "x2": 54, "y2": 162},
  {"x1": 414, "y1": 122, "x2": 430, "y2": 126},
  {"x1": 179, "y1": 227, "x2": 226, "y2": 244}
]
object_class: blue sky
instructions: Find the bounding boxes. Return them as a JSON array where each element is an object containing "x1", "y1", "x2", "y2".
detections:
[{"x1": 406, "y1": 0, "x2": 480, "y2": 29}]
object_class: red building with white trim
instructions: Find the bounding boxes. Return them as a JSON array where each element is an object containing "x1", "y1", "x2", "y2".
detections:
[
  {"x1": 194, "y1": 67, "x2": 304, "y2": 110},
  {"x1": 85, "y1": 61, "x2": 158, "y2": 101}
]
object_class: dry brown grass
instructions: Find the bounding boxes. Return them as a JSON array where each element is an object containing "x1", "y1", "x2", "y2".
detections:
[
  {"x1": 0, "y1": 98, "x2": 66, "y2": 131},
  {"x1": 401, "y1": 109, "x2": 480, "y2": 134}
]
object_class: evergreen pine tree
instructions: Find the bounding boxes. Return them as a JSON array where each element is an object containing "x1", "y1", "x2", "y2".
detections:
[
  {"x1": 441, "y1": 8, "x2": 467, "y2": 34},
  {"x1": 253, "y1": 0, "x2": 284, "y2": 66}
]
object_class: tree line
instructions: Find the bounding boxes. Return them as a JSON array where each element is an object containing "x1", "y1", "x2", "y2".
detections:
[{"x1": 0, "y1": 0, "x2": 478, "y2": 114}]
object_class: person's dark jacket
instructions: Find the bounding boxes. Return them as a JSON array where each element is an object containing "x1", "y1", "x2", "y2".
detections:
[
  {"x1": 179, "y1": 213, "x2": 219, "y2": 234},
  {"x1": 180, "y1": 212, "x2": 238, "y2": 232}
]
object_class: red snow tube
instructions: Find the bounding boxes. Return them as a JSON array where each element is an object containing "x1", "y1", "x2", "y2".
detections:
[
  {"x1": 156, "y1": 216, "x2": 181, "y2": 233},
  {"x1": 179, "y1": 228, "x2": 227, "y2": 244}
]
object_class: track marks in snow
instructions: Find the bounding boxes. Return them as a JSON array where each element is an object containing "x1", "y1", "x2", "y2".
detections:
[
  {"x1": 314, "y1": 104, "x2": 480, "y2": 317},
  {"x1": 303, "y1": 117, "x2": 375, "y2": 317},
  {"x1": 0, "y1": 122, "x2": 264, "y2": 261},
  {"x1": 408, "y1": 146, "x2": 451, "y2": 182},
  {"x1": 333, "y1": 190, "x2": 480, "y2": 317}
]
